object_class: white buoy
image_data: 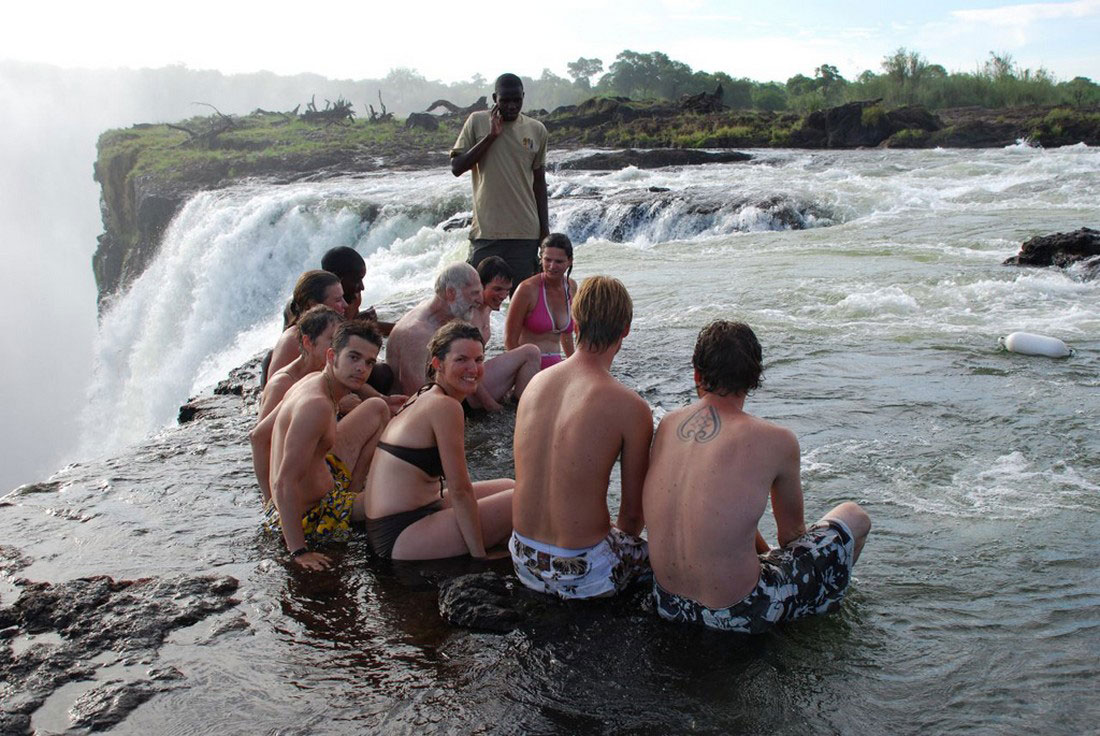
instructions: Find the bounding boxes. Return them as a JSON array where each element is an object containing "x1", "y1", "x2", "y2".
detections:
[{"x1": 998, "y1": 332, "x2": 1074, "y2": 358}]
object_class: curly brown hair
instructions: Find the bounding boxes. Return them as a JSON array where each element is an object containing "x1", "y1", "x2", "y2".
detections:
[{"x1": 692, "y1": 320, "x2": 763, "y2": 396}]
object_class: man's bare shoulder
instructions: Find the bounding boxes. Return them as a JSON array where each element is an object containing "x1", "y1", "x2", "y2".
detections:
[{"x1": 279, "y1": 373, "x2": 326, "y2": 410}]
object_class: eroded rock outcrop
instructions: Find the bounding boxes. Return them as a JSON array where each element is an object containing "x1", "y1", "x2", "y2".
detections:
[
  {"x1": 0, "y1": 573, "x2": 239, "y2": 735},
  {"x1": 558, "y1": 148, "x2": 751, "y2": 170},
  {"x1": 791, "y1": 100, "x2": 942, "y2": 148},
  {"x1": 1003, "y1": 227, "x2": 1100, "y2": 278}
]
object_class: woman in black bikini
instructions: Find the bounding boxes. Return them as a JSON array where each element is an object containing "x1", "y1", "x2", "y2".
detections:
[{"x1": 363, "y1": 321, "x2": 514, "y2": 559}]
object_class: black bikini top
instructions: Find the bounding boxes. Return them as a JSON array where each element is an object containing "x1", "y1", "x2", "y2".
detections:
[{"x1": 376, "y1": 441, "x2": 444, "y2": 479}]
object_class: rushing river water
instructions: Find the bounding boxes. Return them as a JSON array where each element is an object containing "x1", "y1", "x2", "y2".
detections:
[{"x1": 3, "y1": 146, "x2": 1099, "y2": 734}]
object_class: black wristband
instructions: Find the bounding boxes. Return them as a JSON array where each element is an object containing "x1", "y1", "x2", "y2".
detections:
[{"x1": 290, "y1": 546, "x2": 308, "y2": 558}]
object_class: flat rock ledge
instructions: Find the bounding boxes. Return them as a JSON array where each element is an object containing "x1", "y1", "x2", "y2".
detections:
[
  {"x1": 1004, "y1": 227, "x2": 1100, "y2": 278},
  {"x1": 0, "y1": 573, "x2": 239, "y2": 736}
]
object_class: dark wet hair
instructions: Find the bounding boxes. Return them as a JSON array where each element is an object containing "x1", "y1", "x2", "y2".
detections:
[
  {"x1": 289, "y1": 270, "x2": 341, "y2": 326},
  {"x1": 321, "y1": 246, "x2": 365, "y2": 278},
  {"x1": 495, "y1": 73, "x2": 523, "y2": 93},
  {"x1": 572, "y1": 276, "x2": 631, "y2": 352},
  {"x1": 331, "y1": 318, "x2": 383, "y2": 354},
  {"x1": 297, "y1": 305, "x2": 344, "y2": 353},
  {"x1": 477, "y1": 255, "x2": 513, "y2": 287},
  {"x1": 692, "y1": 320, "x2": 763, "y2": 397},
  {"x1": 541, "y1": 232, "x2": 574, "y2": 280},
  {"x1": 425, "y1": 321, "x2": 484, "y2": 380}
]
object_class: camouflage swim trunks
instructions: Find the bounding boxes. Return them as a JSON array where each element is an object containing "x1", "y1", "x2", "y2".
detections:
[
  {"x1": 510, "y1": 528, "x2": 651, "y2": 600},
  {"x1": 653, "y1": 519, "x2": 855, "y2": 634},
  {"x1": 263, "y1": 454, "x2": 356, "y2": 543}
]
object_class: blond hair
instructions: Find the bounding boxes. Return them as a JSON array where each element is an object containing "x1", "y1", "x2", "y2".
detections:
[{"x1": 572, "y1": 276, "x2": 632, "y2": 352}]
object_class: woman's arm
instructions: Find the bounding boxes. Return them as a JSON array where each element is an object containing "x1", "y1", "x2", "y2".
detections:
[
  {"x1": 431, "y1": 398, "x2": 487, "y2": 558},
  {"x1": 504, "y1": 280, "x2": 535, "y2": 351}
]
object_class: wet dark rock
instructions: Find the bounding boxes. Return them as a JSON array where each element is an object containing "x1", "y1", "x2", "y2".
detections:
[
  {"x1": 148, "y1": 665, "x2": 184, "y2": 681},
  {"x1": 791, "y1": 100, "x2": 942, "y2": 149},
  {"x1": 8, "y1": 574, "x2": 238, "y2": 646},
  {"x1": 0, "y1": 545, "x2": 32, "y2": 577},
  {"x1": 0, "y1": 573, "x2": 238, "y2": 733},
  {"x1": 558, "y1": 149, "x2": 751, "y2": 171},
  {"x1": 207, "y1": 613, "x2": 251, "y2": 638},
  {"x1": 69, "y1": 678, "x2": 160, "y2": 730},
  {"x1": 438, "y1": 572, "x2": 524, "y2": 632},
  {"x1": 181, "y1": 354, "x2": 264, "y2": 423},
  {"x1": 5, "y1": 481, "x2": 61, "y2": 497},
  {"x1": 1003, "y1": 227, "x2": 1100, "y2": 278},
  {"x1": 0, "y1": 712, "x2": 30, "y2": 736},
  {"x1": 438, "y1": 572, "x2": 653, "y2": 634}
]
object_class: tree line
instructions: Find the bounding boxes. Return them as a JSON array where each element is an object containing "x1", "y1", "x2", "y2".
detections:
[{"x1": 381, "y1": 48, "x2": 1099, "y2": 114}]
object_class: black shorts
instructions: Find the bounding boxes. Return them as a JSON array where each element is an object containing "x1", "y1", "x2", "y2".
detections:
[{"x1": 467, "y1": 239, "x2": 540, "y2": 289}]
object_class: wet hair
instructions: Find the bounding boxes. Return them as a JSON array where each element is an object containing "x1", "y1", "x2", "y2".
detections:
[
  {"x1": 331, "y1": 318, "x2": 383, "y2": 354},
  {"x1": 541, "y1": 232, "x2": 574, "y2": 280},
  {"x1": 692, "y1": 320, "x2": 763, "y2": 397},
  {"x1": 476, "y1": 255, "x2": 513, "y2": 287},
  {"x1": 296, "y1": 305, "x2": 344, "y2": 353},
  {"x1": 289, "y1": 270, "x2": 342, "y2": 326},
  {"x1": 572, "y1": 276, "x2": 632, "y2": 352},
  {"x1": 425, "y1": 321, "x2": 484, "y2": 380},
  {"x1": 320, "y1": 246, "x2": 365, "y2": 279},
  {"x1": 495, "y1": 73, "x2": 523, "y2": 93},
  {"x1": 434, "y1": 261, "x2": 478, "y2": 297}
]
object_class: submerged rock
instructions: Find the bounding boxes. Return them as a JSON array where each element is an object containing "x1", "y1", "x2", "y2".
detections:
[
  {"x1": 1003, "y1": 227, "x2": 1100, "y2": 277},
  {"x1": 438, "y1": 571, "x2": 654, "y2": 634},
  {"x1": 69, "y1": 678, "x2": 160, "y2": 731}
]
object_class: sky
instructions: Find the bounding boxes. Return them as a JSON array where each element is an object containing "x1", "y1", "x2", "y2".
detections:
[{"x1": 3, "y1": 0, "x2": 1099, "y2": 84}]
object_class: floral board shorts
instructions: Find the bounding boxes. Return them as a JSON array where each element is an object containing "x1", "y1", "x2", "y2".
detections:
[
  {"x1": 510, "y1": 528, "x2": 651, "y2": 600},
  {"x1": 653, "y1": 519, "x2": 855, "y2": 634},
  {"x1": 263, "y1": 454, "x2": 356, "y2": 543}
]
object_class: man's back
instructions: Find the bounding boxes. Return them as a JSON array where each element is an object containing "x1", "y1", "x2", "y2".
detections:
[
  {"x1": 386, "y1": 300, "x2": 439, "y2": 395},
  {"x1": 644, "y1": 400, "x2": 802, "y2": 609},
  {"x1": 513, "y1": 359, "x2": 651, "y2": 549}
]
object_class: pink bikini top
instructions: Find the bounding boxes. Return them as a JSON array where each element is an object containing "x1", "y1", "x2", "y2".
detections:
[{"x1": 523, "y1": 274, "x2": 574, "y2": 335}]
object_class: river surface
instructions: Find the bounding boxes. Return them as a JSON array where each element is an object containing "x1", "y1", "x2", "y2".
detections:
[{"x1": 3, "y1": 146, "x2": 1099, "y2": 734}]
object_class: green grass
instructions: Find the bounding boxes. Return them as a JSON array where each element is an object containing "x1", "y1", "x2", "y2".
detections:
[{"x1": 97, "y1": 112, "x2": 459, "y2": 185}]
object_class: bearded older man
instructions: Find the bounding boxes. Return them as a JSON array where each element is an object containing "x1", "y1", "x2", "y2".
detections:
[{"x1": 385, "y1": 262, "x2": 485, "y2": 395}]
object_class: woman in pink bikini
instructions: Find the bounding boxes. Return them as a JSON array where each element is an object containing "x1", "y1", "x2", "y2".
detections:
[{"x1": 504, "y1": 233, "x2": 577, "y2": 369}]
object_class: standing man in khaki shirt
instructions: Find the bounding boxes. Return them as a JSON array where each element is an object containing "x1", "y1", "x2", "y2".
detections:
[{"x1": 451, "y1": 73, "x2": 549, "y2": 287}]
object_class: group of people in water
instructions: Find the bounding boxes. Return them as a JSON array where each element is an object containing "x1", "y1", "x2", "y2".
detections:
[
  {"x1": 249, "y1": 238, "x2": 871, "y2": 634},
  {"x1": 249, "y1": 71, "x2": 870, "y2": 634}
]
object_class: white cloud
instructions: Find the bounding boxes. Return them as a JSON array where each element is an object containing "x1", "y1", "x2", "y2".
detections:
[{"x1": 952, "y1": 0, "x2": 1100, "y2": 26}]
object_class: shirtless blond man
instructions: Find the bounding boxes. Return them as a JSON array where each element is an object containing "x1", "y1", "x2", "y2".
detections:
[
  {"x1": 643, "y1": 321, "x2": 870, "y2": 633},
  {"x1": 509, "y1": 276, "x2": 653, "y2": 599},
  {"x1": 262, "y1": 320, "x2": 389, "y2": 570}
]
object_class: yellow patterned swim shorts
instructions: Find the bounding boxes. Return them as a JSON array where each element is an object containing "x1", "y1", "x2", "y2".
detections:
[{"x1": 263, "y1": 455, "x2": 356, "y2": 543}]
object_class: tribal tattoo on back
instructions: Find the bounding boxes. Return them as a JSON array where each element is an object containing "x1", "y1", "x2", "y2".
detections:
[{"x1": 676, "y1": 405, "x2": 721, "y2": 443}]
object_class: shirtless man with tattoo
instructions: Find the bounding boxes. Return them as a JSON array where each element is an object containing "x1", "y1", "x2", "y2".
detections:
[{"x1": 643, "y1": 320, "x2": 871, "y2": 633}]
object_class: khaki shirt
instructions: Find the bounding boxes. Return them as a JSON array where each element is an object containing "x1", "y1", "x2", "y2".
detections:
[{"x1": 451, "y1": 111, "x2": 547, "y2": 240}]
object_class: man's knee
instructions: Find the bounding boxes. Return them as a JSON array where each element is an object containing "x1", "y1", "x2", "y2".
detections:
[
  {"x1": 824, "y1": 501, "x2": 870, "y2": 542},
  {"x1": 518, "y1": 343, "x2": 540, "y2": 363},
  {"x1": 343, "y1": 397, "x2": 388, "y2": 439}
]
